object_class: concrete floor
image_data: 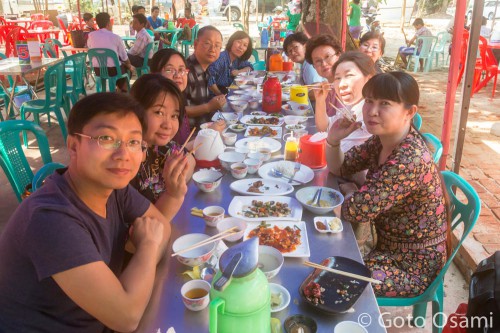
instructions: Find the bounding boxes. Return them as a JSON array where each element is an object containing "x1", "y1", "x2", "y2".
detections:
[{"x1": 0, "y1": 16, "x2": 471, "y2": 332}]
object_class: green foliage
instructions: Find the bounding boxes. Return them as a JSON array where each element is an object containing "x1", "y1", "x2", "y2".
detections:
[{"x1": 418, "y1": 0, "x2": 447, "y2": 15}]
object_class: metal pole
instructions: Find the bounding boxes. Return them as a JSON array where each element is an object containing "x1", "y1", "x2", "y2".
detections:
[
  {"x1": 400, "y1": 0, "x2": 406, "y2": 31},
  {"x1": 452, "y1": 0, "x2": 484, "y2": 174},
  {"x1": 118, "y1": 0, "x2": 122, "y2": 24},
  {"x1": 491, "y1": 2, "x2": 498, "y2": 32},
  {"x1": 439, "y1": 0, "x2": 466, "y2": 170}
]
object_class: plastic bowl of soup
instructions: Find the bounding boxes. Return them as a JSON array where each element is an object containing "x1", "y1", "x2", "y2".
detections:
[{"x1": 295, "y1": 186, "x2": 344, "y2": 215}]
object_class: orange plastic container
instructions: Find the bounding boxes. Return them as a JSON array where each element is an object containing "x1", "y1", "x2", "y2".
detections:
[
  {"x1": 269, "y1": 53, "x2": 283, "y2": 71},
  {"x1": 298, "y1": 134, "x2": 326, "y2": 169}
]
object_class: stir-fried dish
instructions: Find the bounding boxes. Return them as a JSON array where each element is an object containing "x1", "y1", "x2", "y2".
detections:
[
  {"x1": 248, "y1": 117, "x2": 280, "y2": 125},
  {"x1": 248, "y1": 126, "x2": 278, "y2": 137},
  {"x1": 244, "y1": 200, "x2": 291, "y2": 218},
  {"x1": 248, "y1": 222, "x2": 301, "y2": 253}
]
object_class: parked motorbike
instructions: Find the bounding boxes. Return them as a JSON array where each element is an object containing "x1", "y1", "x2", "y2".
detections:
[{"x1": 362, "y1": 12, "x2": 381, "y2": 33}]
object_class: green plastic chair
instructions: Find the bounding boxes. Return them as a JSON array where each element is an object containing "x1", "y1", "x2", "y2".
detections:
[
  {"x1": 42, "y1": 38, "x2": 69, "y2": 58},
  {"x1": 32, "y1": 162, "x2": 65, "y2": 191},
  {"x1": 181, "y1": 24, "x2": 199, "y2": 58},
  {"x1": 136, "y1": 42, "x2": 154, "y2": 77},
  {"x1": 251, "y1": 49, "x2": 260, "y2": 63},
  {"x1": 407, "y1": 36, "x2": 438, "y2": 73},
  {"x1": 63, "y1": 52, "x2": 88, "y2": 112},
  {"x1": 0, "y1": 120, "x2": 53, "y2": 202},
  {"x1": 422, "y1": 133, "x2": 443, "y2": 164},
  {"x1": 0, "y1": 52, "x2": 30, "y2": 119},
  {"x1": 431, "y1": 32, "x2": 452, "y2": 68},
  {"x1": 377, "y1": 170, "x2": 481, "y2": 333},
  {"x1": 233, "y1": 22, "x2": 245, "y2": 31},
  {"x1": 20, "y1": 60, "x2": 68, "y2": 147},
  {"x1": 168, "y1": 30, "x2": 182, "y2": 51},
  {"x1": 253, "y1": 60, "x2": 266, "y2": 71},
  {"x1": 153, "y1": 40, "x2": 160, "y2": 53},
  {"x1": 88, "y1": 48, "x2": 130, "y2": 92},
  {"x1": 413, "y1": 112, "x2": 422, "y2": 130}
]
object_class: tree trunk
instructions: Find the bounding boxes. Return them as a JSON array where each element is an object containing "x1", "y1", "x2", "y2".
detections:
[
  {"x1": 302, "y1": 0, "x2": 357, "y2": 51},
  {"x1": 440, "y1": 0, "x2": 450, "y2": 12},
  {"x1": 261, "y1": 0, "x2": 267, "y2": 21},
  {"x1": 243, "y1": 0, "x2": 251, "y2": 32}
]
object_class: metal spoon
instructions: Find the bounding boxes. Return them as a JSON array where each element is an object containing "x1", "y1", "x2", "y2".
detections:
[
  {"x1": 312, "y1": 188, "x2": 323, "y2": 207},
  {"x1": 269, "y1": 168, "x2": 305, "y2": 185},
  {"x1": 200, "y1": 266, "x2": 216, "y2": 283}
]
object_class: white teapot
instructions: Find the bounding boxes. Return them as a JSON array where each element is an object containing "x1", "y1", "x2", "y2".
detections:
[{"x1": 193, "y1": 129, "x2": 225, "y2": 162}]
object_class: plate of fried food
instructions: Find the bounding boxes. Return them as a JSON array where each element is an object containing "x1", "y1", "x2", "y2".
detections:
[
  {"x1": 230, "y1": 178, "x2": 294, "y2": 196},
  {"x1": 244, "y1": 125, "x2": 282, "y2": 139},
  {"x1": 228, "y1": 196, "x2": 302, "y2": 222},
  {"x1": 244, "y1": 221, "x2": 310, "y2": 257}
]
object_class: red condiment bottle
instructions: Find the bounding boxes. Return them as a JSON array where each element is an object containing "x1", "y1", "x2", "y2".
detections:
[{"x1": 262, "y1": 75, "x2": 282, "y2": 113}]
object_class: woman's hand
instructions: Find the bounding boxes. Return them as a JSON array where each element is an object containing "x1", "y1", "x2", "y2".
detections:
[
  {"x1": 312, "y1": 81, "x2": 330, "y2": 103},
  {"x1": 327, "y1": 117, "x2": 362, "y2": 144},
  {"x1": 231, "y1": 69, "x2": 240, "y2": 77},
  {"x1": 208, "y1": 95, "x2": 226, "y2": 112},
  {"x1": 161, "y1": 151, "x2": 188, "y2": 200},
  {"x1": 209, "y1": 119, "x2": 226, "y2": 133}
]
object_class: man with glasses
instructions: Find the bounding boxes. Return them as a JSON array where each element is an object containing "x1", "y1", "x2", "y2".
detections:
[
  {"x1": 0, "y1": 93, "x2": 170, "y2": 332},
  {"x1": 185, "y1": 25, "x2": 227, "y2": 129}
]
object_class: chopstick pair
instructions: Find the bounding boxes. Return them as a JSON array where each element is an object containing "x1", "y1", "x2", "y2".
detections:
[
  {"x1": 179, "y1": 127, "x2": 196, "y2": 152},
  {"x1": 329, "y1": 102, "x2": 357, "y2": 123},
  {"x1": 171, "y1": 227, "x2": 239, "y2": 257},
  {"x1": 303, "y1": 261, "x2": 382, "y2": 285},
  {"x1": 188, "y1": 142, "x2": 203, "y2": 156}
]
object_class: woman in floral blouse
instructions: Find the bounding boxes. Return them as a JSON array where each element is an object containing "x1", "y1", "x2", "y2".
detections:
[
  {"x1": 129, "y1": 74, "x2": 195, "y2": 221},
  {"x1": 326, "y1": 72, "x2": 448, "y2": 297}
]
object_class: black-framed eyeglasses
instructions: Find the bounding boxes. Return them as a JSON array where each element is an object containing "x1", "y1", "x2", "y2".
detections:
[{"x1": 74, "y1": 133, "x2": 147, "y2": 152}]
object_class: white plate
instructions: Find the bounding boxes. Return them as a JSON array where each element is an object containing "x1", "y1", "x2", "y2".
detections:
[
  {"x1": 244, "y1": 125, "x2": 283, "y2": 139},
  {"x1": 228, "y1": 196, "x2": 303, "y2": 222},
  {"x1": 211, "y1": 112, "x2": 239, "y2": 124},
  {"x1": 269, "y1": 283, "x2": 291, "y2": 312},
  {"x1": 244, "y1": 221, "x2": 310, "y2": 257},
  {"x1": 230, "y1": 178, "x2": 294, "y2": 196},
  {"x1": 235, "y1": 137, "x2": 282, "y2": 153},
  {"x1": 313, "y1": 216, "x2": 343, "y2": 234},
  {"x1": 258, "y1": 161, "x2": 315, "y2": 186},
  {"x1": 239, "y1": 115, "x2": 284, "y2": 127}
]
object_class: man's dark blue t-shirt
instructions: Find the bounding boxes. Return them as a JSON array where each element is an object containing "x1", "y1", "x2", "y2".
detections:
[{"x1": 0, "y1": 169, "x2": 150, "y2": 332}]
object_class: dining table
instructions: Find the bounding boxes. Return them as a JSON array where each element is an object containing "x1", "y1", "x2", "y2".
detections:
[
  {"x1": 5, "y1": 18, "x2": 32, "y2": 28},
  {"x1": 27, "y1": 28, "x2": 61, "y2": 43},
  {"x1": 0, "y1": 57, "x2": 62, "y2": 119},
  {"x1": 133, "y1": 72, "x2": 388, "y2": 333}
]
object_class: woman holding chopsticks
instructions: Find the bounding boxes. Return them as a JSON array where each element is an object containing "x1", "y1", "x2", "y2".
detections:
[
  {"x1": 129, "y1": 74, "x2": 196, "y2": 220},
  {"x1": 326, "y1": 72, "x2": 448, "y2": 297},
  {"x1": 314, "y1": 51, "x2": 375, "y2": 153}
]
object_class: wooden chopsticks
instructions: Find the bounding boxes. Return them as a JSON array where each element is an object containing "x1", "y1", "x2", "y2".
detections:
[
  {"x1": 179, "y1": 127, "x2": 196, "y2": 152},
  {"x1": 171, "y1": 227, "x2": 239, "y2": 257},
  {"x1": 188, "y1": 142, "x2": 203, "y2": 155},
  {"x1": 303, "y1": 261, "x2": 382, "y2": 284},
  {"x1": 329, "y1": 102, "x2": 357, "y2": 123}
]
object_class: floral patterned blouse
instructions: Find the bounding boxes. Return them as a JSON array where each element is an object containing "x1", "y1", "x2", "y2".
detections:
[
  {"x1": 131, "y1": 142, "x2": 181, "y2": 203},
  {"x1": 340, "y1": 128, "x2": 448, "y2": 297}
]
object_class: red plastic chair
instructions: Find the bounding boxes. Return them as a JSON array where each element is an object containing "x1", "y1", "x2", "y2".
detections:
[
  {"x1": 57, "y1": 17, "x2": 70, "y2": 44},
  {"x1": 30, "y1": 20, "x2": 54, "y2": 30},
  {"x1": 5, "y1": 27, "x2": 29, "y2": 57},
  {"x1": 30, "y1": 13, "x2": 46, "y2": 21},
  {"x1": 470, "y1": 36, "x2": 499, "y2": 97},
  {"x1": 0, "y1": 25, "x2": 17, "y2": 46},
  {"x1": 0, "y1": 17, "x2": 7, "y2": 25}
]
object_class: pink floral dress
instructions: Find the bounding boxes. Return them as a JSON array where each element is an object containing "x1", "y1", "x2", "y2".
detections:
[{"x1": 340, "y1": 128, "x2": 447, "y2": 297}]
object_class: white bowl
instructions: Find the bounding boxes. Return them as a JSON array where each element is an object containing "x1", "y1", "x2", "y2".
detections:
[
  {"x1": 219, "y1": 112, "x2": 240, "y2": 125},
  {"x1": 287, "y1": 101, "x2": 312, "y2": 116},
  {"x1": 249, "y1": 99, "x2": 260, "y2": 109},
  {"x1": 202, "y1": 206, "x2": 225, "y2": 227},
  {"x1": 230, "y1": 100, "x2": 249, "y2": 113},
  {"x1": 244, "y1": 158, "x2": 262, "y2": 174},
  {"x1": 192, "y1": 169, "x2": 223, "y2": 193},
  {"x1": 247, "y1": 152, "x2": 265, "y2": 162},
  {"x1": 228, "y1": 95, "x2": 250, "y2": 102},
  {"x1": 222, "y1": 132, "x2": 237, "y2": 146},
  {"x1": 257, "y1": 147, "x2": 272, "y2": 161},
  {"x1": 218, "y1": 151, "x2": 246, "y2": 170},
  {"x1": 216, "y1": 217, "x2": 247, "y2": 242},
  {"x1": 230, "y1": 162, "x2": 248, "y2": 179},
  {"x1": 250, "y1": 111, "x2": 267, "y2": 116},
  {"x1": 269, "y1": 283, "x2": 291, "y2": 313},
  {"x1": 284, "y1": 115, "x2": 302, "y2": 125},
  {"x1": 181, "y1": 279, "x2": 211, "y2": 311},
  {"x1": 258, "y1": 245, "x2": 284, "y2": 279},
  {"x1": 238, "y1": 84, "x2": 254, "y2": 90},
  {"x1": 295, "y1": 186, "x2": 344, "y2": 215},
  {"x1": 172, "y1": 233, "x2": 217, "y2": 267},
  {"x1": 285, "y1": 124, "x2": 306, "y2": 132}
]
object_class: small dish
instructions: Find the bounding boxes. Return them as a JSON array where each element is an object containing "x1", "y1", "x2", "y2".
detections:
[
  {"x1": 269, "y1": 283, "x2": 290, "y2": 313},
  {"x1": 313, "y1": 216, "x2": 343, "y2": 233},
  {"x1": 285, "y1": 124, "x2": 306, "y2": 132},
  {"x1": 284, "y1": 314, "x2": 317, "y2": 333},
  {"x1": 229, "y1": 123, "x2": 247, "y2": 132},
  {"x1": 250, "y1": 111, "x2": 267, "y2": 116}
]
